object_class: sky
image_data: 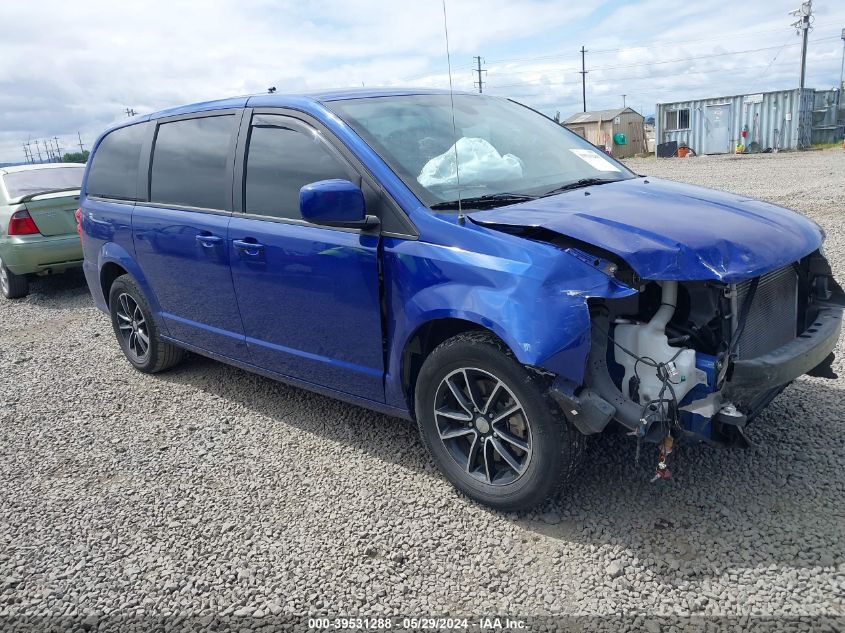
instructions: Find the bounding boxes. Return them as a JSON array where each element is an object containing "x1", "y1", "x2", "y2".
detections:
[{"x1": 1, "y1": 0, "x2": 844, "y2": 163}]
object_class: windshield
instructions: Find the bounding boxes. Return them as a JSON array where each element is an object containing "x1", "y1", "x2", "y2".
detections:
[
  {"x1": 3, "y1": 166, "x2": 84, "y2": 200},
  {"x1": 329, "y1": 94, "x2": 635, "y2": 209}
]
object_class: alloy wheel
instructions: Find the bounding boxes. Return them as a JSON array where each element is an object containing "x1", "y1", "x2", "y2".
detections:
[
  {"x1": 115, "y1": 292, "x2": 150, "y2": 362},
  {"x1": 433, "y1": 367, "x2": 533, "y2": 486}
]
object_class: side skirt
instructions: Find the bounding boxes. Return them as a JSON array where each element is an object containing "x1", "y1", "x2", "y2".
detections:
[{"x1": 160, "y1": 335, "x2": 413, "y2": 421}]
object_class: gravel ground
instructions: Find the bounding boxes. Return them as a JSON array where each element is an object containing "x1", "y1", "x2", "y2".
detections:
[{"x1": 1, "y1": 149, "x2": 844, "y2": 631}]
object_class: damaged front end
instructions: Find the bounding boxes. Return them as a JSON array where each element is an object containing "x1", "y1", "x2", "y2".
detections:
[{"x1": 551, "y1": 249, "x2": 844, "y2": 450}]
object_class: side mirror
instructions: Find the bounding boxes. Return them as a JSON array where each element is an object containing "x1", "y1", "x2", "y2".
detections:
[{"x1": 299, "y1": 179, "x2": 379, "y2": 229}]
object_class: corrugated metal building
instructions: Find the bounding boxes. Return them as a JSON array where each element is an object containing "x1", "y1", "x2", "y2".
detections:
[
  {"x1": 655, "y1": 88, "x2": 842, "y2": 155},
  {"x1": 810, "y1": 89, "x2": 844, "y2": 144},
  {"x1": 563, "y1": 107, "x2": 646, "y2": 158}
]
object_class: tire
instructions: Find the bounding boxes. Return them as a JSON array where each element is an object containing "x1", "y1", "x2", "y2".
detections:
[
  {"x1": 415, "y1": 331, "x2": 580, "y2": 511},
  {"x1": 0, "y1": 255, "x2": 29, "y2": 299},
  {"x1": 108, "y1": 274, "x2": 184, "y2": 373}
]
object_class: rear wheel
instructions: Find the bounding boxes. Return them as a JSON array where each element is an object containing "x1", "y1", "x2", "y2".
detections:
[
  {"x1": 0, "y1": 255, "x2": 29, "y2": 299},
  {"x1": 108, "y1": 275, "x2": 184, "y2": 373},
  {"x1": 415, "y1": 331, "x2": 580, "y2": 511}
]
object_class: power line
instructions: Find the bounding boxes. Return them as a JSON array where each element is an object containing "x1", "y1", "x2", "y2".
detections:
[
  {"x1": 588, "y1": 40, "x2": 830, "y2": 72},
  {"x1": 486, "y1": 44, "x2": 799, "y2": 78},
  {"x1": 386, "y1": 26, "x2": 842, "y2": 89},
  {"x1": 487, "y1": 26, "x2": 795, "y2": 64},
  {"x1": 384, "y1": 25, "x2": 841, "y2": 96},
  {"x1": 751, "y1": 35, "x2": 795, "y2": 92},
  {"x1": 485, "y1": 36, "x2": 840, "y2": 90},
  {"x1": 483, "y1": 21, "x2": 843, "y2": 66},
  {"x1": 486, "y1": 58, "x2": 799, "y2": 98},
  {"x1": 488, "y1": 27, "x2": 839, "y2": 76}
]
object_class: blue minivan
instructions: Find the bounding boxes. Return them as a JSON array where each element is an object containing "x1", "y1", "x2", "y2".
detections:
[{"x1": 79, "y1": 89, "x2": 843, "y2": 509}]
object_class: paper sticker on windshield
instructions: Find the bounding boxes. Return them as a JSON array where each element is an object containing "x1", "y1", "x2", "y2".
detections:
[{"x1": 569, "y1": 149, "x2": 620, "y2": 172}]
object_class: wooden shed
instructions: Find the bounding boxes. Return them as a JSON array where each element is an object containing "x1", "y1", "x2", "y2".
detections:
[{"x1": 563, "y1": 107, "x2": 647, "y2": 158}]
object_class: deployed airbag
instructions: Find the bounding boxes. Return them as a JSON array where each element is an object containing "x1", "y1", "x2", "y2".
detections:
[{"x1": 417, "y1": 137, "x2": 523, "y2": 187}]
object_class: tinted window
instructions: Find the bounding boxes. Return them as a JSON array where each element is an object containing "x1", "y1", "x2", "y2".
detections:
[
  {"x1": 150, "y1": 115, "x2": 234, "y2": 210},
  {"x1": 86, "y1": 123, "x2": 146, "y2": 200},
  {"x1": 245, "y1": 120, "x2": 352, "y2": 219},
  {"x1": 4, "y1": 166, "x2": 84, "y2": 200}
]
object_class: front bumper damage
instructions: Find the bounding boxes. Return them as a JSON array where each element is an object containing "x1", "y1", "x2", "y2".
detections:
[
  {"x1": 725, "y1": 306, "x2": 842, "y2": 406},
  {"x1": 551, "y1": 284, "x2": 843, "y2": 449}
]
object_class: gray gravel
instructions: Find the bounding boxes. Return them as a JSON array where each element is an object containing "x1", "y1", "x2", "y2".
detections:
[{"x1": 1, "y1": 149, "x2": 844, "y2": 630}]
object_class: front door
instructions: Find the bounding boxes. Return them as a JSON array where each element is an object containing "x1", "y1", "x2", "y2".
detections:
[
  {"x1": 228, "y1": 113, "x2": 385, "y2": 401},
  {"x1": 132, "y1": 111, "x2": 248, "y2": 359},
  {"x1": 703, "y1": 104, "x2": 732, "y2": 154}
]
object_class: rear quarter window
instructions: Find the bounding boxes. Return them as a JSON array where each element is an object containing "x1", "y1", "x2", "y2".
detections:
[
  {"x1": 150, "y1": 115, "x2": 235, "y2": 210},
  {"x1": 86, "y1": 123, "x2": 146, "y2": 200}
]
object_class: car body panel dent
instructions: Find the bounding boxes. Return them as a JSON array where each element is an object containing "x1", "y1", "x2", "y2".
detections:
[
  {"x1": 382, "y1": 219, "x2": 638, "y2": 410},
  {"x1": 78, "y1": 90, "x2": 836, "y2": 443},
  {"x1": 468, "y1": 177, "x2": 823, "y2": 283}
]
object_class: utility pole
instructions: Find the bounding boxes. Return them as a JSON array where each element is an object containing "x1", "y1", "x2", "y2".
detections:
[
  {"x1": 790, "y1": 0, "x2": 813, "y2": 149},
  {"x1": 839, "y1": 27, "x2": 844, "y2": 91},
  {"x1": 580, "y1": 46, "x2": 588, "y2": 112},
  {"x1": 791, "y1": 0, "x2": 812, "y2": 90},
  {"x1": 622, "y1": 94, "x2": 627, "y2": 108},
  {"x1": 77, "y1": 131, "x2": 85, "y2": 154},
  {"x1": 125, "y1": 108, "x2": 137, "y2": 118},
  {"x1": 473, "y1": 56, "x2": 486, "y2": 93},
  {"x1": 53, "y1": 137, "x2": 62, "y2": 162},
  {"x1": 22, "y1": 143, "x2": 31, "y2": 164},
  {"x1": 34, "y1": 141, "x2": 43, "y2": 163}
]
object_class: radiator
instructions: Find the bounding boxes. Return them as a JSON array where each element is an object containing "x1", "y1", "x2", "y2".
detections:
[{"x1": 733, "y1": 265, "x2": 799, "y2": 359}]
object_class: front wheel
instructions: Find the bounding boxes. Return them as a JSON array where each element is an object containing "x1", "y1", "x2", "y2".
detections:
[
  {"x1": 415, "y1": 331, "x2": 580, "y2": 511},
  {"x1": 108, "y1": 274, "x2": 184, "y2": 373},
  {"x1": 0, "y1": 255, "x2": 29, "y2": 299}
]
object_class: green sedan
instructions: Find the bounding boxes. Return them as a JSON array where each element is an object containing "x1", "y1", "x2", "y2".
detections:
[{"x1": 0, "y1": 163, "x2": 85, "y2": 299}]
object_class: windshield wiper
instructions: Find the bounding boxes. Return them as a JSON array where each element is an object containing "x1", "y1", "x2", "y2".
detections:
[
  {"x1": 429, "y1": 192, "x2": 537, "y2": 211},
  {"x1": 540, "y1": 178, "x2": 619, "y2": 197}
]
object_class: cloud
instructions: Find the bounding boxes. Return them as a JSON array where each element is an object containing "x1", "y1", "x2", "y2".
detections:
[{"x1": 0, "y1": 0, "x2": 843, "y2": 162}]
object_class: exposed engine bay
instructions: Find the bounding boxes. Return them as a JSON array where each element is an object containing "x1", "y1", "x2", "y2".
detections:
[{"x1": 551, "y1": 249, "x2": 844, "y2": 477}]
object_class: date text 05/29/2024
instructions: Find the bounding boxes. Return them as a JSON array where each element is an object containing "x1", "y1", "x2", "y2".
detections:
[{"x1": 308, "y1": 616, "x2": 527, "y2": 630}]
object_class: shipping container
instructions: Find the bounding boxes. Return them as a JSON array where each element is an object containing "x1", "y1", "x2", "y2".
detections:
[{"x1": 655, "y1": 88, "x2": 841, "y2": 155}]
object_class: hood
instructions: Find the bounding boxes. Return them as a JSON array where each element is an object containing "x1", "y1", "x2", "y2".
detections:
[{"x1": 468, "y1": 177, "x2": 823, "y2": 283}]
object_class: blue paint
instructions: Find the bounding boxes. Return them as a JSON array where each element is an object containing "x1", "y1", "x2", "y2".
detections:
[
  {"x1": 300, "y1": 179, "x2": 366, "y2": 225},
  {"x1": 227, "y1": 215, "x2": 385, "y2": 402},
  {"x1": 79, "y1": 89, "x2": 827, "y2": 422},
  {"x1": 469, "y1": 177, "x2": 823, "y2": 283},
  {"x1": 131, "y1": 204, "x2": 248, "y2": 360},
  {"x1": 680, "y1": 353, "x2": 718, "y2": 440}
]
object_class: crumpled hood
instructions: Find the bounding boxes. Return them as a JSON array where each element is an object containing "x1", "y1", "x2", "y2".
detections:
[{"x1": 468, "y1": 177, "x2": 823, "y2": 283}]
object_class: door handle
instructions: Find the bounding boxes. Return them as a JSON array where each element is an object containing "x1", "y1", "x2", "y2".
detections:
[
  {"x1": 232, "y1": 239, "x2": 265, "y2": 256},
  {"x1": 196, "y1": 234, "x2": 223, "y2": 247}
]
